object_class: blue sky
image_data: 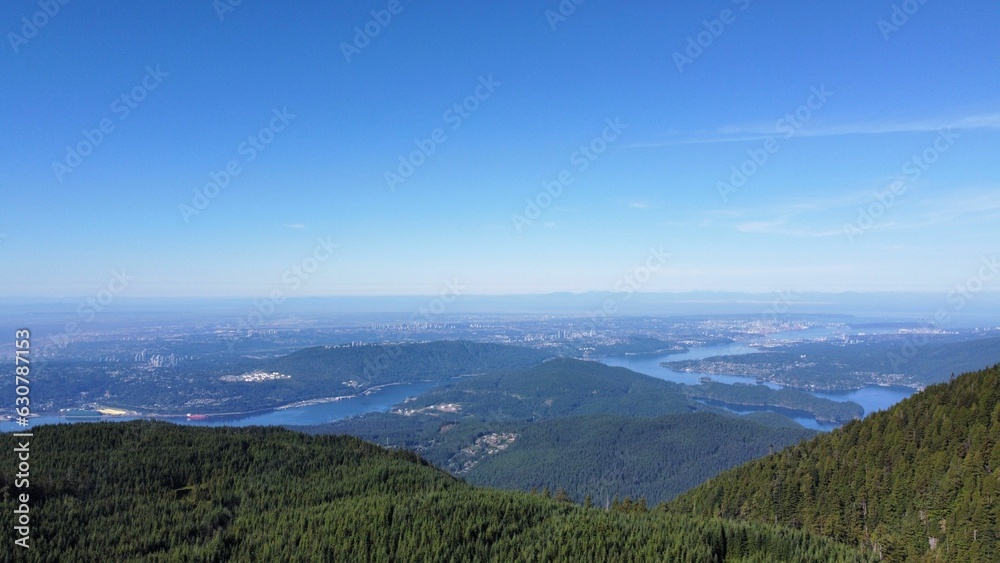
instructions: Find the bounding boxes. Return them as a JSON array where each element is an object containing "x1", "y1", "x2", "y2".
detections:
[{"x1": 2, "y1": 0, "x2": 999, "y2": 297}]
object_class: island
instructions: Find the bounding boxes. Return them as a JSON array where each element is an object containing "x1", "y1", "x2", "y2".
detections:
[{"x1": 682, "y1": 381, "x2": 864, "y2": 424}]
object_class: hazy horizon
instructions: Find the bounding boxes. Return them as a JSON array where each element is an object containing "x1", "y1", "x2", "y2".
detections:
[{"x1": 5, "y1": 290, "x2": 1000, "y2": 328}]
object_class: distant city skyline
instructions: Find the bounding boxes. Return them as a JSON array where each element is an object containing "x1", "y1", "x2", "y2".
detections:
[{"x1": 3, "y1": 1, "x2": 999, "y2": 297}]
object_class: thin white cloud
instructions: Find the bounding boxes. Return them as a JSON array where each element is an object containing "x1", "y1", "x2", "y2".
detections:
[
  {"x1": 637, "y1": 186, "x2": 998, "y2": 240},
  {"x1": 735, "y1": 220, "x2": 848, "y2": 238},
  {"x1": 728, "y1": 187, "x2": 1000, "y2": 238},
  {"x1": 911, "y1": 189, "x2": 1000, "y2": 227},
  {"x1": 628, "y1": 201, "x2": 651, "y2": 209},
  {"x1": 918, "y1": 190, "x2": 1000, "y2": 215},
  {"x1": 701, "y1": 208, "x2": 747, "y2": 218},
  {"x1": 735, "y1": 220, "x2": 784, "y2": 233},
  {"x1": 628, "y1": 112, "x2": 1000, "y2": 147}
]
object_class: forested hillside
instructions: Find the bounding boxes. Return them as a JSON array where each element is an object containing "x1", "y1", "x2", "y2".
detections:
[
  {"x1": 464, "y1": 412, "x2": 814, "y2": 505},
  {"x1": 397, "y1": 357, "x2": 701, "y2": 418},
  {"x1": 180, "y1": 340, "x2": 551, "y2": 414},
  {"x1": 683, "y1": 381, "x2": 864, "y2": 423},
  {"x1": 264, "y1": 340, "x2": 553, "y2": 388},
  {"x1": 313, "y1": 357, "x2": 717, "y2": 457},
  {"x1": 0, "y1": 421, "x2": 868, "y2": 562},
  {"x1": 669, "y1": 364, "x2": 1000, "y2": 562},
  {"x1": 315, "y1": 358, "x2": 815, "y2": 505}
]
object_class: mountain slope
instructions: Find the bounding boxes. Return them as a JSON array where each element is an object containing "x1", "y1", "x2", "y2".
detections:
[
  {"x1": 188, "y1": 340, "x2": 551, "y2": 413},
  {"x1": 380, "y1": 357, "x2": 709, "y2": 419},
  {"x1": 265, "y1": 340, "x2": 553, "y2": 388},
  {"x1": 683, "y1": 380, "x2": 864, "y2": 423},
  {"x1": 316, "y1": 358, "x2": 814, "y2": 505},
  {"x1": 0, "y1": 421, "x2": 868, "y2": 562},
  {"x1": 668, "y1": 364, "x2": 1000, "y2": 561},
  {"x1": 464, "y1": 412, "x2": 815, "y2": 505}
]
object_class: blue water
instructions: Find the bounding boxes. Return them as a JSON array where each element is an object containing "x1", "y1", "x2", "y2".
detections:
[
  {"x1": 600, "y1": 341, "x2": 916, "y2": 431},
  {"x1": 601, "y1": 345, "x2": 780, "y2": 389},
  {"x1": 812, "y1": 386, "x2": 915, "y2": 418},
  {"x1": 1, "y1": 381, "x2": 437, "y2": 432},
  {"x1": 694, "y1": 399, "x2": 841, "y2": 432}
]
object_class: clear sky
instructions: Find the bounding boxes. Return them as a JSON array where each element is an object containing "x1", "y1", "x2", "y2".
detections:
[{"x1": 2, "y1": 0, "x2": 999, "y2": 298}]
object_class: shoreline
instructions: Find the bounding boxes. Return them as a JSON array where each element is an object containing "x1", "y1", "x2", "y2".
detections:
[
  {"x1": 20, "y1": 379, "x2": 443, "y2": 422},
  {"x1": 659, "y1": 364, "x2": 923, "y2": 393}
]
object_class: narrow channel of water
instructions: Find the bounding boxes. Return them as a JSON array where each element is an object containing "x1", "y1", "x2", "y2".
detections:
[
  {"x1": 0, "y1": 380, "x2": 437, "y2": 432},
  {"x1": 600, "y1": 339, "x2": 915, "y2": 430}
]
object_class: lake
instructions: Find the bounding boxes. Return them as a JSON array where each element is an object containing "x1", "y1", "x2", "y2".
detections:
[
  {"x1": 0, "y1": 380, "x2": 437, "y2": 432},
  {"x1": 600, "y1": 342, "x2": 915, "y2": 431},
  {"x1": 600, "y1": 344, "x2": 778, "y2": 388}
]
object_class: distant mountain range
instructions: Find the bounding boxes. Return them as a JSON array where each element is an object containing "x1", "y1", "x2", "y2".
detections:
[{"x1": 5, "y1": 290, "x2": 1000, "y2": 323}]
